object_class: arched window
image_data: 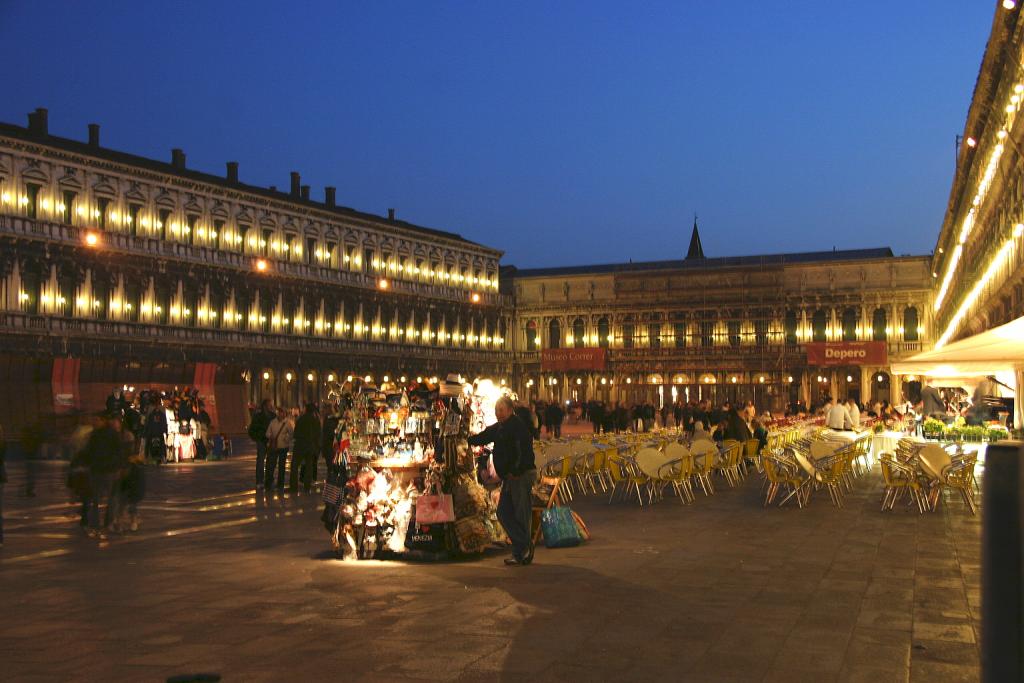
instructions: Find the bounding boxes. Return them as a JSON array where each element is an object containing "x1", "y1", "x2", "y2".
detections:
[
  {"x1": 903, "y1": 307, "x2": 919, "y2": 341},
  {"x1": 597, "y1": 317, "x2": 610, "y2": 348},
  {"x1": 572, "y1": 318, "x2": 585, "y2": 348},
  {"x1": 674, "y1": 322, "x2": 687, "y2": 349},
  {"x1": 785, "y1": 310, "x2": 798, "y2": 345},
  {"x1": 842, "y1": 308, "x2": 858, "y2": 342},
  {"x1": 872, "y1": 308, "x2": 887, "y2": 341},
  {"x1": 526, "y1": 320, "x2": 538, "y2": 351},
  {"x1": 812, "y1": 310, "x2": 827, "y2": 343},
  {"x1": 622, "y1": 323, "x2": 634, "y2": 349},
  {"x1": 548, "y1": 319, "x2": 561, "y2": 349}
]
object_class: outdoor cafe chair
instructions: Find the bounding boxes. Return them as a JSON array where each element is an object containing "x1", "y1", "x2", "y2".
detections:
[
  {"x1": 689, "y1": 439, "x2": 718, "y2": 496},
  {"x1": 941, "y1": 455, "x2": 978, "y2": 515},
  {"x1": 762, "y1": 451, "x2": 807, "y2": 508},
  {"x1": 635, "y1": 447, "x2": 672, "y2": 502},
  {"x1": 606, "y1": 453, "x2": 652, "y2": 506},
  {"x1": 879, "y1": 452, "x2": 927, "y2": 513}
]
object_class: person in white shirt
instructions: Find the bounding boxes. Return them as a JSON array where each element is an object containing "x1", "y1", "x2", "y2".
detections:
[
  {"x1": 826, "y1": 401, "x2": 853, "y2": 430},
  {"x1": 846, "y1": 398, "x2": 861, "y2": 430}
]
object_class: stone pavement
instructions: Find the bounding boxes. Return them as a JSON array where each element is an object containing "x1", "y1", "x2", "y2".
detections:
[{"x1": 0, "y1": 454, "x2": 981, "y2": 682}]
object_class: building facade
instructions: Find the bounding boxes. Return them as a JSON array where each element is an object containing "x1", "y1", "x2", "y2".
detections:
[
  {"x1": 932, "y1": 2, "x2": 1024, "y2": 348},
  {"x1": 0, "y1": 112, "x2": 512, "y2": 433},
  {"x1": 0, "y1": 110, "x2": 939, "y2": 433},
  {"x1": 507, "y1": 229, "x2": 933, "y2": 412}
]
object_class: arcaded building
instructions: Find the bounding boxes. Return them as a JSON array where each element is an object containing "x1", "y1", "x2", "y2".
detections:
[
  {"x1": 506, "y1": 224, "x2": 934, "y2": 412},
  {"x1": 0, "y1": 111, "x2": 937, "y2": 432}
]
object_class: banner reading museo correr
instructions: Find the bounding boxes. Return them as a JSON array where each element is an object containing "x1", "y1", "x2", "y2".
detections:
[
  {"x1": 805, "y1": 341, "x2": 888, "y2": 367},
  {"x1": 541, "y1": 348, "x2": 607, "y2": 371}
]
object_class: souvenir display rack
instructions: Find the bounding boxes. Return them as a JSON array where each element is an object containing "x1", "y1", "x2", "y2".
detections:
[{"x1": 321, "y1": 377, "x2": 515, "y2": 561}]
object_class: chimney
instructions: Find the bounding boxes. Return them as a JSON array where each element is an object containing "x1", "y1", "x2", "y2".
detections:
[
  {"x1": 324, "y1": 186, "x2": 336, "y2": 207},
  {"x1": 226, "y1": 161, "x2": 239, "y2": 183},
  {"x1": 290, "y1": 171, "x2": 301, "y2": 197},
  {"x1": 300, "y1": 185, "x2": 310, "y2": 201},
  {"x1": 171, "y1": 148, "x2": 186, "y2": 170},
  {"x1": 28, "y1": 108, "x2": 48, "y2": 136},
  {"x1": 88, "y1": 123, "x2": 100, "y2": 147},
  {"x1": 387, "y1": 208, "x2": 396, "y2": 221}
]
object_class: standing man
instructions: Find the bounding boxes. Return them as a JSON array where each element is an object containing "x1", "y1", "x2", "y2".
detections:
[
  {"x1": 826, "y1": 399, "x2": 854, "y2": 431},
  {"x1": 544, "y1": 401, "x2": 564, "y2": 439},
  {"x1": 321, "y1": 403, "x2": 340, "y2": 469},
  {"x1": 290, "y1": 403, "x2": 321, "y2": 493},
  {"x1": 468, "y1": 396, "x2": 537, "y2": 567},
  {"x1": 264, "y1": 407, "x2": 293, "y2": 491},
  {"x1": 248, "y1": 399, "x2": 274, "y2": 489}
]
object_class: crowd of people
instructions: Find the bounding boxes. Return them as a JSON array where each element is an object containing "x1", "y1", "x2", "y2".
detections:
[{"x1": 246, "y1": 399, "x2": 340, "y2": 494}]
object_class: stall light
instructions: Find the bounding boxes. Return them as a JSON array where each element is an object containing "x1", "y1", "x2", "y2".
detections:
[
  {"x1": 499, "y1": 379, "x2": 506, "y2": 386},
  {"x1": 399, "y1": 376, "x2": 407, "y2": 383},
  {"x1": 327, "y1": 374, "x2": 335, "y2": 382},
  {"x1": 416, "y1": 376, "x2": 423, "y2": 383},
  {"x1": 347, "y1": 375, "x2": 354, "y2": 382},
  {"x1": 364, "y1": 375, "x2": 372, "y2": 383},
  {"x1": 430, "y1": 376, "x2": 438, "y2": 384}
]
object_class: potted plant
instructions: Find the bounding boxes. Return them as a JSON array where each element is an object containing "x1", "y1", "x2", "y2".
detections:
[
  {"x1": 987, "y1": 427, "x2": 1009, "y2": 443},
  {"x1": 922, "y1": 417, "x2": 945, "y2": 440}
]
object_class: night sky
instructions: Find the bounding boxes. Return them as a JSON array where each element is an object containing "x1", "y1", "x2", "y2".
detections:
[{"x1": 0, "y1": 1, "x2": 992, "y2": 268}]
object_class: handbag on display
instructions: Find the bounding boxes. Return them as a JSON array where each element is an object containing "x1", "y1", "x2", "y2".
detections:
[
  {"x1": 454, "y1": 515, "x2": 491, "y2": 554},
  {"x1": 322, "y1": 464, "x2": 346, "y2": 506},
  {"x1": 404, "y1": 520, "x2": 448, "y2": 553},
  {"x1": 415, "y1": 486, "x2": 456, "y2": 525},
  {"x1": 541, "y1": 506, "x2": 582, "y2": 548},
  {"x1": 451, "y1": 473, "x2": 489, "y2": 518},
  {"x1": 477, "y1": 452, "x2": 501, "y2": 486}
]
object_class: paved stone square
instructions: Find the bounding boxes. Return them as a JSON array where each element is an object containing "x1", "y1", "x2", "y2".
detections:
[{"x1": 0, "y1": 453, "x2": 981, "y2": 682}]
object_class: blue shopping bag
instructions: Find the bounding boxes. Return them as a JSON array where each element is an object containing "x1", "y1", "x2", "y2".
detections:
[{"x1": 541, "y1": 506, "x2": 582, "y2": 548}]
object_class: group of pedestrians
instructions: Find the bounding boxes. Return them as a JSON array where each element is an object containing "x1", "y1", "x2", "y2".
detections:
[
  {"x1": 68, "y1": 411, "x2": 145, "y2": 539},
  {"x1": 248, "y1": 400, "x2": 335, "y2": 492}
]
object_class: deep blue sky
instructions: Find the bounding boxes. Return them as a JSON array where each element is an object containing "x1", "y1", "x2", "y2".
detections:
[{"x1": 0, "y1": 1, "x2": 993, "y2": 268}]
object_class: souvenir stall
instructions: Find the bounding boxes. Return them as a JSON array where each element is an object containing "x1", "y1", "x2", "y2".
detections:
[{"x1": 321, "y1": 375, "x2": 512, "y2": 561}]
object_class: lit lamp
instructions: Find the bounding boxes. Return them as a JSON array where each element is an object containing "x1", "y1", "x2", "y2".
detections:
[
  {"x1": 255, "y1": 259, "x2": 268, "y2": 272},
  {"x1": 84, "y1": 232, "x2": 99, "y2": 247}
]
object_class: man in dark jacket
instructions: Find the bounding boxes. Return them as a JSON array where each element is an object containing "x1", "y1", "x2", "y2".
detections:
[
  {"x1": 321, "y1": 403, "x2": 340, "y2": 468},
  {"x1": 143, "y1": 397, "x2": 168, "y2": 465},
  {"x1": 468, "y1": 397, "x2": 537, "y2": 567},
  {"x1": 83, "y1": 413, "x2": 125, "y2": 537},
  {"x1": 291, "y1": 404, "x2": 321, "y2": 492},
  {"x1": 248, "y1": 399, "x2": 274, "y2": 488},
  {"x1": 723, "y1": 407, "x2": 753, "y2": 442},
  {"x1": 544, "y1": 401, "x2": 564, "y2": 438}
]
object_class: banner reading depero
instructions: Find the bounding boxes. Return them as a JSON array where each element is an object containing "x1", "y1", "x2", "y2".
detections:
[
  {"x1": 541, "y1": 348, "x2": 607, "y2": 371},
  {"x1": 805, "y1": 341, "x2": 887, "y2": 367}
]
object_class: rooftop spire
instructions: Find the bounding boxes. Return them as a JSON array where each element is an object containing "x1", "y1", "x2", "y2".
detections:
[{"x1": 686, "y1": 215, "x2": 705, "y2": 259}]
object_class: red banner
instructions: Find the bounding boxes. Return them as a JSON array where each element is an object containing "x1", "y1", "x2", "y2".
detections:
[
  {"x1": 541, "y1": 348, "x2": 606, "y2": 371},
  {"x1": 193, "y1": 362, "x2": 220, "y2": 431},
  {"x1": 51, "y1": 357, "x2": 81, "y2": 414},
  {"x1": 805, "y1": 341, "x2": 887, "y2": 367}
]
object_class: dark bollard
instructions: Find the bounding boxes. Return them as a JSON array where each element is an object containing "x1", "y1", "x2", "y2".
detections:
[{"x1": 981, "y1": 441, "x2": 1023, "y2": 683}]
